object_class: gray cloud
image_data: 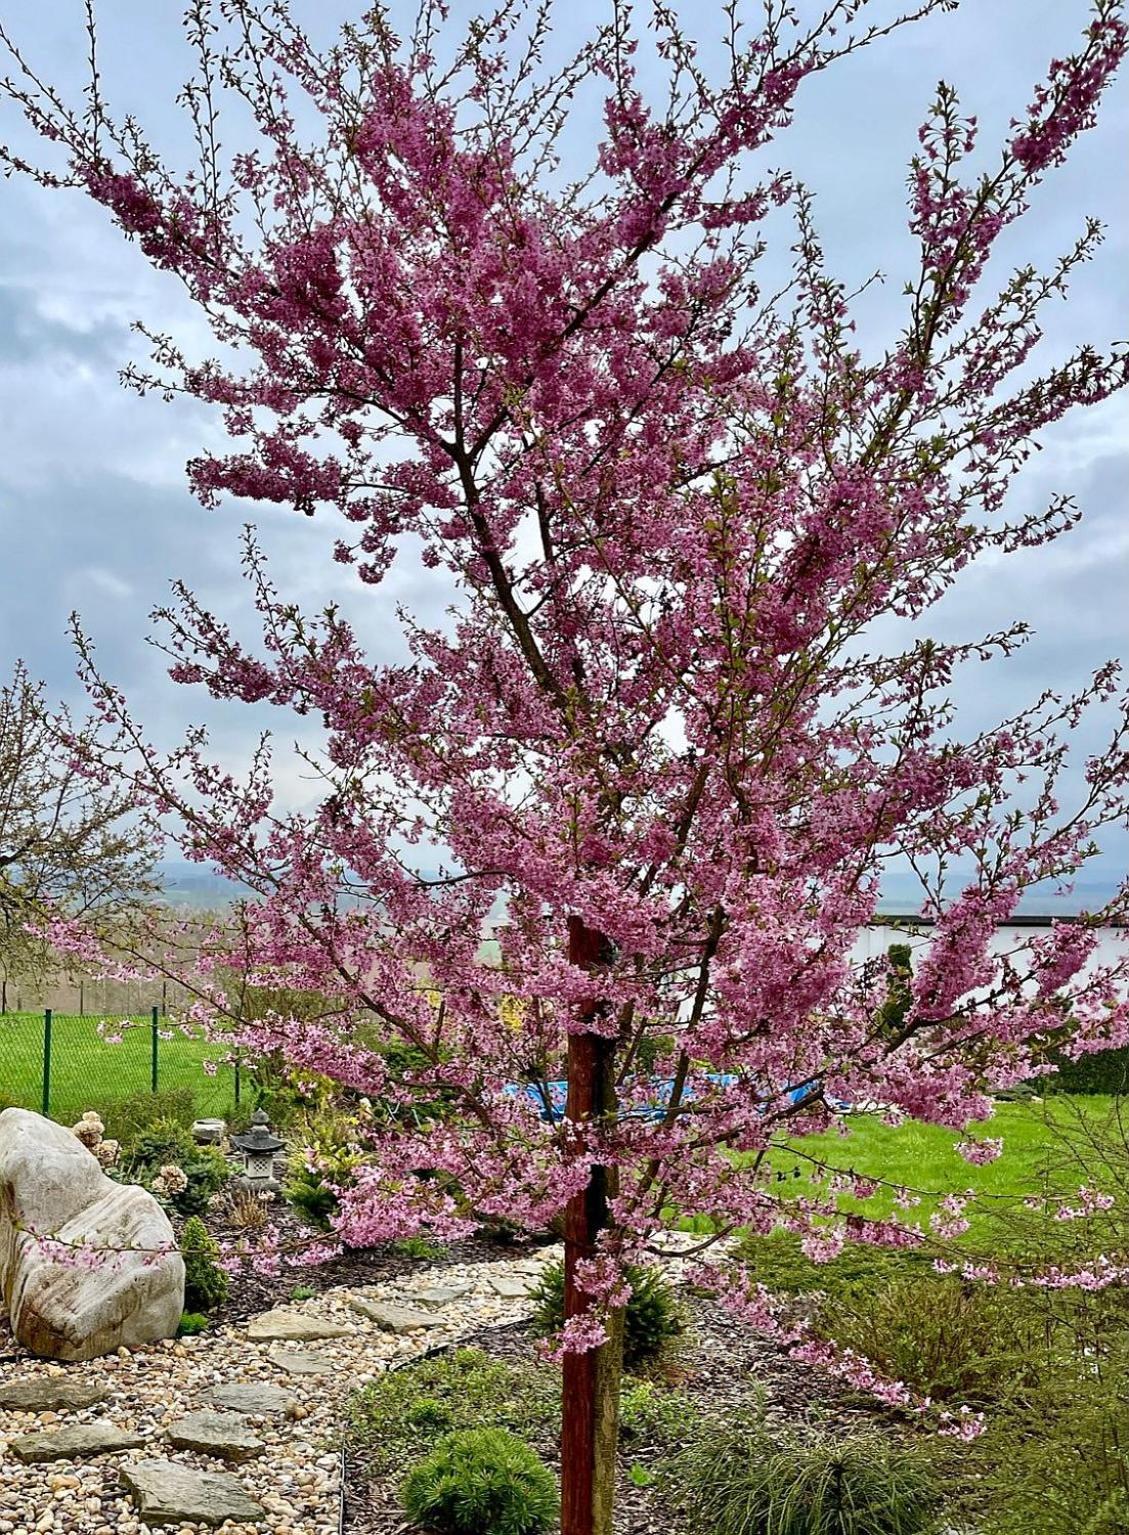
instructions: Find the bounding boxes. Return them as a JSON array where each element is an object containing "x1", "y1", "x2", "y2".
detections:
[{"x1": 0, "y1": 1, "x2": 1125, "y2": 881}]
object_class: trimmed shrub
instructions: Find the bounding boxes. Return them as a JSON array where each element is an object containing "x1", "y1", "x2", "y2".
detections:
[
  {"x1": 105, "y1": 1088, "x2": 196, "y2": 1143},
  {"x1": 815, "y1": 1274, "x2": 1043, "y2": 1406},
  {"x1": 529, "y1": 1261, "x2": 683, "y2": 1368},
  {"x1": 401, "y1": 1428, "x2": 558, "y2": 1535},
  {"x1": 125, "y1": 1120, "x2": 229, "y2": 1216},
  {"x1": 671, "y1": 1417, "x2": 942, "y2": 1535},
  {"x1": 181, "y1": 1214, "x2": 229, "y2": 1313},
  {"x1": 1045, "y1": 1045, "x2": 1129, "y2": 1095}
]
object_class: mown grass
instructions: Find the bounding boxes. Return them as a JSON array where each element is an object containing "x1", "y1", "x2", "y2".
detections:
[
  {"x1": 674, "y1": 1096, "x2": 1115, "y2": 1247},
  {"x1": 0, "y1": 1010, "x2": 237, "y2": 1126}
]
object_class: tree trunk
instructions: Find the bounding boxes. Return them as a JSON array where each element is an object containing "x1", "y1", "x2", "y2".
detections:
[{"x1": 561, "y1": 916, "x2": 624, "y2": 1535}]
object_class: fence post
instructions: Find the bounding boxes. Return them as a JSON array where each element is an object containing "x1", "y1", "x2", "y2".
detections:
[
  {"x1": 42, "y1": 1009, "x2": 52, "y2": 1117},
  {"x1": 151, "y1": 1006, "x2": 159, "y2": 1093}
]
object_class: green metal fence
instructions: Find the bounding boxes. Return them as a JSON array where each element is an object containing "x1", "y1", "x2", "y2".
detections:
[{"x1": 0, "y1": 1009, "x2": 240, "y2": 1126}]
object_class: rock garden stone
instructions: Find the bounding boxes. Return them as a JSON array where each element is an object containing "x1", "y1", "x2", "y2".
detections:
[
  {"x1": 120, "y1": 1459, "x2": 266, "y2": 1526},
  {"x1": 0, "y1": 1378, "x2": 109, "y2": 1412},
  {"x1": 166, "y1": 1410, "x2": 266, "y2": 1462},
  {"x1": 8, "y1": 1423, "x2": 146, "y2": 1463},
  {"x1": 208, "y1": 1381, "x2": 298, "y2": 1416},
  {"x1": 412, "y1": 1282, "x2": 473, "y2": 1306},
  {"x1": 348, "y1": 1296, "x2": 444, "y2": 1331},
  {"x1": 244, "y1": 1307, "x2": 358, "y2": 1341},
  {"x1": 0, "y1": 1107, "x2": 184, "y2": 1361},
  {"x1": 265, "y1": 1345, "x2": 335, "y2": 1376},
  {"x1": 191, "y1": 1118, "x2": 226, "y2": 1145},
  {"x1": 488, "y1": 1274, "x2": 533, "y2": 1299}
]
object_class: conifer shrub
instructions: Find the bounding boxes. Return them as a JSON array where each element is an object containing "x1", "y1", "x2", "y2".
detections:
[{"x1": 401, "y1": 1428, "x2": 558, "y2": 1535}]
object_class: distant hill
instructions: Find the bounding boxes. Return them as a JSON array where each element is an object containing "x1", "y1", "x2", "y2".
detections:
[{"x1": 154, "y1": 860, "x2": 1120, "y2": 918}]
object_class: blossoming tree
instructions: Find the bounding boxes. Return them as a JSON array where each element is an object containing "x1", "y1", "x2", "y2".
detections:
[{"x1": 4, "y1": 1, "x2": 1129, "y2": 1529}]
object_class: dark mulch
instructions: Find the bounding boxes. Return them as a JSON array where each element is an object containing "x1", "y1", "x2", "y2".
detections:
[
  {"x1": 341, "y1": 1293, "x2": 896, "y2": 1535},
  {"x1": 181, "y1": 1200, "x2": 552, "y2": 1324}
]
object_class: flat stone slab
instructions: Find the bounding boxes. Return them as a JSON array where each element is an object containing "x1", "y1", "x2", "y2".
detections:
[
  {"x1": 245, "y1": 1307, "x2": 358, "y2": 1342},
  {"x1": 9, "y1": 1422, "x2": 145, "y2": 1463},
  {"x1": 411, "y1": 1282, "x2": 473, "y2": 1307},
  {"x1": 488, "y1": 1274, "x2": 533, "y2": 1299},
  {"x1": 166, "y1": 1410, "x2": 265, "y2": 1463},
  {"x1": 348, "y1": 1296, "x2": 444, "y2": 1332},
  {"x1": 208, "y1": 1382, "x2": 297, "y2": 1416},
  {"x1": 0, "y1": 1378, "x2": 109, "y2": 1412},
  {"x1": 121, "y1": 1459, "x2": 265, "y2": 1526},
  {"x1": 266, "y1": 1345, "x2": 335, "y2": 1376}
]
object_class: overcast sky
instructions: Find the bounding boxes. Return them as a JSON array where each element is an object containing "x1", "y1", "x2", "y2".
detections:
[{"x1": 0, "y1": 0, "x2": 1125, "y2": 885}]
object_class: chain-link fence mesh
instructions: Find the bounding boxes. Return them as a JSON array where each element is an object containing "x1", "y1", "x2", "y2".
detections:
[{"x1": 0, "y1": 1010, "x2": 239, "y2": 1127}]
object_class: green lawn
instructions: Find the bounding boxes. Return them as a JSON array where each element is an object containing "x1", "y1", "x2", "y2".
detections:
[
  {"x1": 669, "y1": 1096, "x2": 1116, "y2": 1247},
  {"x1": 764, "y1": 1096, "x2": 1114, "y2": 1245},
  {"x1": 0, "y1": 1011, "x2": 238, "y2": 1127}
]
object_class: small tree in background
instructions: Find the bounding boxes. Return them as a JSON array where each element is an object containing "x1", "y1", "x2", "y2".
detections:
[
  {"x1": 4, "y1": 4, "x2": 1129, "y2": 1531},
  {"x1": 0, "y1": 662, "x2": 157, "y2": 1010}
]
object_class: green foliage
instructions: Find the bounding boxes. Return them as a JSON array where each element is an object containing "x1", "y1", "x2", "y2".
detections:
[
  {"x1": 875, "y1": 943, "x2": 914, "y2": 1042},
  {"x1": 530, "y1": 1261, "x2": 684, "y2": 1368},
  {"x1": 289, "y1": 1283, "x2": 316, "y2": 1301},
  {"x1": 733, "y1": 1231, "x2": 937, "y2": 1299},
  {"x1": 391, "y1": 1235, "x2": 448, "y2": 1262},
  {"x1": 284, "y1": 1156, "x2": 343, "y2": 1230},
  {"x1": 401, "y1": 1428, "x2": 559, "y2": 1535},
  {"x1": 106, "y1": 1087, "x2": 196, "y2": 1143},
  {"x1": 180, "y1": 1215, "x2": 230, "y2": 1313},
  {"x1": 1046, "y1": 1046, "x2": 1129, "y2": 1095},
  {"x1": 176, "y1": 1310, "x2": 210, "y2": 1337},
  {"x1": 125, "y1": 1120, "x2": 229, "y2": 1215},
  {"x1": 620, "y1": 1379, "x2": 699, "y2": 1446},
  {"x1": 283, "y1": 1106, "x2": 362, "y2": 1231},
  {"x1": 1086, "y1": 1490, "x2": 1129, "y2": 1535},
  {"x1": 956, "y1": 1355, "x2": 1129, "y2": 1535},
  {"x1": 815, "y1": 1274, "x2": 1044, "y2": 1406},
  {"x1": 670, "y1": 1416, "x2": 943, "y2": 1535},
  {"x1": 347, "y1": 1348, "x2": 557, "y2": 1479}
]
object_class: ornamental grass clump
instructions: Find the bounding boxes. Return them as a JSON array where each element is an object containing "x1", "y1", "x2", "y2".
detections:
[
  {"x1": 671, "y1": 1417, "x2": 943, "y2": 1535},
  {"x1": 401, "y1": 1427, "x2": 559, "y2": 1535}
]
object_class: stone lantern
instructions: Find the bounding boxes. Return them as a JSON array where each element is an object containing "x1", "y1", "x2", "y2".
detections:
[{"x1": 231, "y1": 1108, "x2": 284, "y2": 1191}]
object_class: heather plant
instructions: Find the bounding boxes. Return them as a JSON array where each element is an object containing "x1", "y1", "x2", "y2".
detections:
[{"x1": 4, "y1": 5, "x2": 1129, "y2": 1532}]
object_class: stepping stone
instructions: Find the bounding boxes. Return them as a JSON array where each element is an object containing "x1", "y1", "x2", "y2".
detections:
[
  {"x1": 488, "y1": 1274, "x2": 533, "y2": 1299},
  {"x1": 0, "y1": 1378, "x2": 109, "y2": 1412},
  {"x1": 411, "y1": 1282, "x2": 473, "y2": 1307},
  {"x1": 266, "y1": 1345, "x2": 335, "y2": 1377},
  {"x1": 166, "y1": 1410, "x2": 265, "y2": 1463},
  {"x1": 245, "y1": 1308, "x2": 358, "y2": 1342},
  {"x1": 348, "y1": 1297, "x2": 443, "y2": 1332},
  {"x1": 121, "y1": 1459, "x2": 265, "y2": 1526},
  {"x1": 208, "y1": 1382, "x2": 297, "y2": 1416},
  {"x1": 9, "y1": 1423, "x2": 145, "y2": 1463}
]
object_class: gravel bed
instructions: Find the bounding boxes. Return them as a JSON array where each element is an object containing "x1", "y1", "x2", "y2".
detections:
[{"x1": 0, "y1": 1247, "x2": 561, "y2": 1534}]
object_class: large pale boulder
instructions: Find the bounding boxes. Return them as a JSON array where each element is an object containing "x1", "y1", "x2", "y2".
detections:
[{"x1": 0, "y1": 1107, "x2": 185, "y2": 1360}]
